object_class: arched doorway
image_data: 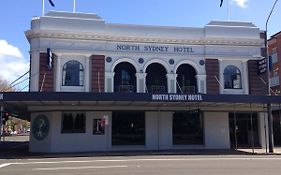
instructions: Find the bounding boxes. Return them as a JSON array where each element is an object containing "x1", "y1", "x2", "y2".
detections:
[
  {"x1": 176, "y1": 64, "x2": 197, "y2": 93},
  {"x1": 114, "y1": 62, "x2": 136, "y2": 93},
  {"x1": 146, "y1": 63, "x2": 167, "y2": 93}
]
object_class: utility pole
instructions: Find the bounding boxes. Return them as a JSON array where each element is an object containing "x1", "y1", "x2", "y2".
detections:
[
  {"x1": 0, "y1": 106, "x2": 3, "y2": 141},
  {"x1": 265, "y1": 0, "x2": 280, "y2": 153}
]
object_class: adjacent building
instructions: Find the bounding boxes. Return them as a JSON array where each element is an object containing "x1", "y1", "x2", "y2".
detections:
[{"x1": 268, "y1": 32, "x2": 281, "y2": 146}]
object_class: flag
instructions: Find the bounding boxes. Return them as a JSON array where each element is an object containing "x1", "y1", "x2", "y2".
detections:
[
  {"x1": 48, "y1": 0, "x2": 55, "y2": 7},
  {"x1": 46, "y1": 48, "x2": 53, "y2": 69},
  {"x1": 220, "y1": 0, "x2": 223, "y2": 7}
]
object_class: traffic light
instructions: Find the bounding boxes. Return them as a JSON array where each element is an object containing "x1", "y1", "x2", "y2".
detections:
[{"x1": 2, "y1": 112, "x2": 10, "y2": 125}]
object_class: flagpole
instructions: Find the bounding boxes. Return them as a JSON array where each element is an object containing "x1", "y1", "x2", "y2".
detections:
[
  {"x1": 42, "y1": 0, "x2": 45, "y2": 16},
  {"x1": 227, "y1": 0, "x2": 230, "y2": 20},
  {"x1": 73, "y1": 0, "x2": 76, "y2": 12}
]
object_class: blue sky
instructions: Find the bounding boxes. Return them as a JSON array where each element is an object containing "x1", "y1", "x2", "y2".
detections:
[{"x1": 0, "y1": 0, "x2": 281, "y2": 91}]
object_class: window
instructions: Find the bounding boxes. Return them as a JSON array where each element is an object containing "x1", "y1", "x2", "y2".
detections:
[
  {"x1": 62, "y1": 60, "x2": 84, "y2": 86},
  {"x1": 93, "y1": 119, "x2": 105, "y2": 135},
  {"x1": 173, "y1": 111, "x2": 204, "y2": 145},
  {"x1": 112, "y1": 111, "x2": 145, "y2": 145},
  {"x1": 224, "y1": 65, "x2": 242, "y2": 89},
  {"x1": 61, "y1": 112, "x2": 85, "y2": 133},
  {"x1": 121, "y1": 70, "x2": 131, "y2": 85},
  {"x1": 114, "y1": 62, "x2": 136, "y2": 93}
]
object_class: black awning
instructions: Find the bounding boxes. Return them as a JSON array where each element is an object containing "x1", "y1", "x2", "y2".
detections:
[{"x1": 0, "y1": 92, "x2": 280, "y2": 104}]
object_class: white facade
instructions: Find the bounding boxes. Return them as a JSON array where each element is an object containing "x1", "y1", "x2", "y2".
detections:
[{"x1": 26, "y1": 11, "x2": 263, "y2": 94}]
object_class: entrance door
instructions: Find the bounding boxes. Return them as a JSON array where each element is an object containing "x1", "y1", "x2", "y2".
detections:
[
  {"x1": 229, "y1": 113, "x2": 260, "y2": 148},
  {"x1": 273, "y1": 111, "x2": 281, "y2": 146},
  {"x1": 112, "y1": 111, "x2": 145, "y2": 146}
]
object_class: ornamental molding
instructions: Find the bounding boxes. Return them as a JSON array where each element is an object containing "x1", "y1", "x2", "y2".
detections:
[{"x1": 25, "y1": 29, "x2": 264, "y2": 46}]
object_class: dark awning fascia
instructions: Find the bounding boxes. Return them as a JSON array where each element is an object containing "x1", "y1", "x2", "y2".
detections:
[{"x1": 1, "y1": 92, "x2": 280, "y2": 104}]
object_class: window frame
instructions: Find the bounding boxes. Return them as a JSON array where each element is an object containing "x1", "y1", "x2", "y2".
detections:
[
  {"x1": 62, "y1": 60, "x2": 84, "y2": 87},
  {"x1": 223, "y1": 65, "x2": 242, "y2": 90},
  {"x1": 61, "y1": 112, "x2": 86, "y2": 134},
  {"x1": 172, "y1": 111, "x2": 204, "y2": 145}
]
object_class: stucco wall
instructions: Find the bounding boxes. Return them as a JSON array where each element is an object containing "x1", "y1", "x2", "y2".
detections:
[
  {"x1": 204, "y1": 112, "x2": 230, "y2": 149},
  {"x1": 49, "y1": 111, "x2": 111, "y2": 153},
  {"x1": 29, "y1": 112, "x2": 53, "y2": 152}
]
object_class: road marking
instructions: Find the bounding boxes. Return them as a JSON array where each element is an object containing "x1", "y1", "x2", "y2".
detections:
[
  {"x1": 0, "y1": 163, "x2": 11, "y2": 168},
  {"x1": 2, "y1": 156, "x2": 281, "y2": 169},
  {"x1": 33, "y1": 165, "x2": 128, "y2": 171},
  {"x1": 13, "y1": 157, "x2": 281, "y2": 165}
]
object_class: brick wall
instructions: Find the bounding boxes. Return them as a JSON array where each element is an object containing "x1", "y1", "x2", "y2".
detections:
[
  {"x1": 248, "y1": 60, "x2": 267, "y2": 95},
  {"x1": 91, "y1": 55, "x2": 105, "y2": 92},
  {"x1": 205, "y1": 59, "x2": 220, "y2": 94},
  {"x1": 38, "y1": 53, "x2": 54, "y2": 92}
]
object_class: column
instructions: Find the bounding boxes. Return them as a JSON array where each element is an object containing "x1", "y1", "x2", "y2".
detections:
[
  {"x1": 196, "y1": 75, "x2": 207, "y2": 94},
  {"x1": 55, "y1": 56, "x2": 61, "y2": 92},
  {"x1": 30, "y1": 51, "x2": 40, "y2": 91},
  {"x1": 84, "y1": 57, "x2": 90, "y2": 92},
  {"x1": 104, "y1": 72, "x2": 114, "y2": 92},
  {"x1": 136, "y1": 72, "x2": 147, "y2": 93},
  {"x1": 166, "y1": 73, "x2": 177, "y2": 93},
  {"x1": 242, "y1": 61, "x2": 249, "y2": 94}
]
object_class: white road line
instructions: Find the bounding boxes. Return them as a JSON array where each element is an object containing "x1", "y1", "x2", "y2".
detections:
[
  {"x1": 12, "y1": 157, "x2": 281, "y2": 165},
  {"x1": 33, "y1": 165, "x2": 128, "y2": 171},
  {"x1": 2, "y1": 157, "x2": 281, "y2": 169},
  {"x1": 0, "y1": 163, "x2": 11, "y2": 169}
]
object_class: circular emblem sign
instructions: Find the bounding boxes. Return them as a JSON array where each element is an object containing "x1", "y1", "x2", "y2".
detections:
[{"x1": 32, "y1": 115, "x2": 49, "y2": 140}]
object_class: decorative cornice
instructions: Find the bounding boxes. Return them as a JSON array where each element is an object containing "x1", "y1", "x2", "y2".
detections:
[{"x1": 25, "y1": 29, "x2": 264, "y2": 46}]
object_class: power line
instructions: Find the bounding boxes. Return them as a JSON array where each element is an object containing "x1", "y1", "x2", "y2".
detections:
[{"x1": 9, "y1": 71, "x2": 29, "y2": 86}]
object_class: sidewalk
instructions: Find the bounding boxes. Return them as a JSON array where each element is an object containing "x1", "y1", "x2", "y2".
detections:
[{"x1": 238, "y1": 148, "x2": 281, "y2": 155}]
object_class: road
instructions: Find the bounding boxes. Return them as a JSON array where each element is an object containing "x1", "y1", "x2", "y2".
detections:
[{"x1": 1, "y1": 155, "x2": 281, "y2": 175}]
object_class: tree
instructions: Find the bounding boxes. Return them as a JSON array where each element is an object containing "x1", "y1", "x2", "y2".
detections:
[{"x1": 0, "y1": 76, "x2": 15, "y2": 92}]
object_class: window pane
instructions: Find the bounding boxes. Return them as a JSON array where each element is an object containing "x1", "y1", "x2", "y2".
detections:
[
  {"x1": 224, "y1": 65, "x2": 242, "y2": 89},
  {"x1": 61, "y1": 112, "x2": 85, "y2": 133},
  {"x1": 62, "y1": 61, "x2": 84, "y2": 86},
  {"x1": 112, "y1": 111, "x2": 145, "y2": 145},
  {"x1": 173, "y1": 111, "x2": 203, "y2": 145},
  {"x1": 61, "y1": 113, "x2": 74, "y2": 133},
  {"x1": 74, "y1": 113, "x2": 85, "y2": 133}
]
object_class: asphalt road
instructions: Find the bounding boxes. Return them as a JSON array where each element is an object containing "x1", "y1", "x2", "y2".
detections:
[{"x1": 1, "y1": 155, "x2": 281, "y2": 175}]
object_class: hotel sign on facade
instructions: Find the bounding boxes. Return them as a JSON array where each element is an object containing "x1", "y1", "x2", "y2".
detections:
[
  {"x1": 107, "y1": 43, "x2": 202, "y2": 55},
  {"x1": 117, "y1": 44, "x2": 194, "y2": 54}
]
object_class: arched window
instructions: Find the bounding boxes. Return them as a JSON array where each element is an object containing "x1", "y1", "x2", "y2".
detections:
[
  {"x1": 176, "y1": 64, "x2": 197, "y2": 93},
  {"x1": 146, "y1": 63, "x2": 167, "y2": 93},
  {"x1": 62, "y1": 60, "x2": 84, "y2": 86},
  {"x1": 114, "y1": 62, "x2": 136, "y2": 93},
  {"x1": 224, "y1": 65, "x2": 242, "y2": 89}
]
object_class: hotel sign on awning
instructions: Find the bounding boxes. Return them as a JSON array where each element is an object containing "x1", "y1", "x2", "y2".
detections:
[{"x1": 152, "y1": 94, "x2": 203, "y2": 102}]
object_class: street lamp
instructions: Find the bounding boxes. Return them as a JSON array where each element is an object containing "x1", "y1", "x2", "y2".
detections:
[{"x1": 265, "y1": 0, "x2": 279, "y2": 153}]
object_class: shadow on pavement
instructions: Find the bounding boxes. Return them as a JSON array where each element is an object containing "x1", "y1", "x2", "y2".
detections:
[{"x1": 0, "y1": 141, "x2": 260, "y2": 160}]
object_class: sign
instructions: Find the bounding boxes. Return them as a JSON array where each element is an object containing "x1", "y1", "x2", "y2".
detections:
[
  {"x1": 152, "y1": 94, "x2": 203, "y2": 102},
  {"x1": 116, "y1": 44, "x2": 194, "y2": 54},
  {"x1": 46, "y1": 48, "x2": 53, "y2": 70},
  {"x1": 258, "y1": 58, "x2": 267, "y2": 74},
  {"x1": 103, "y1": 115, "x2": 109, "y2": 125}
]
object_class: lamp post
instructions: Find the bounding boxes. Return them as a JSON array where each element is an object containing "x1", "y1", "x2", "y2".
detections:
[{"x1": 265, "y1": 0, "x2": 279, "y2": 153}]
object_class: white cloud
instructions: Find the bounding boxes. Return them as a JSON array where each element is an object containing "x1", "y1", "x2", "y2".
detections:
[
  {"x1": 0, "y1": 40, "x2": 29, "y2": 89},
  {"x1": 232, "y1": 0, "x2": 248, "y2": 8},
  {"x1": 0, "y1": 40, "x2": 23, "y2": 58}
]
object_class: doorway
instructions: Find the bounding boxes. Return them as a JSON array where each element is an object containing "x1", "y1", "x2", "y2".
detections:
[{"x1": 229, "y1": 112, "x2": 260, "y2": 148}]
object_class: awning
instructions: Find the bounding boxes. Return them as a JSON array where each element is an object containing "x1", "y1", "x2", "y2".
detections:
[{"x1": 1, "y1": 92, "x2": 280, "y2": 120}]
